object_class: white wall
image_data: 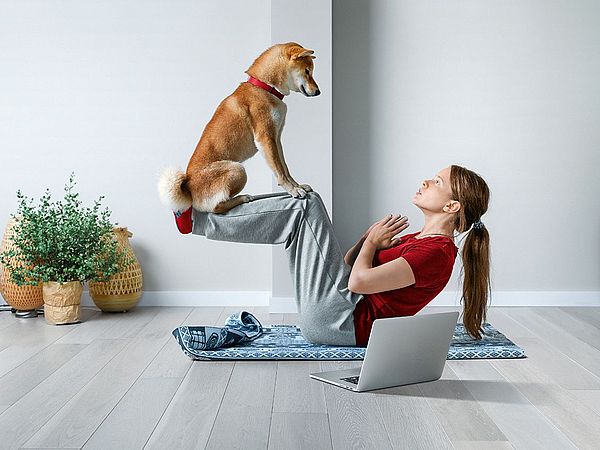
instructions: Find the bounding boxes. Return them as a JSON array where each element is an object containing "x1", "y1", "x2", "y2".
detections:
[
  {"x1": 3, "y1": 0, "x2": 598, "y2": 308},
  {"x1": 0, "y1": 0, "x2": 275, "y2": 302},
  {"x1": 0, "y1": 0, "x2": 334, "y2": 308},
  {"x1": 333, "y1": 0, "x2": 600, "y2": 303},
  {"x1": 270, "y1": 0, "x2": 332, "y2": 307}
]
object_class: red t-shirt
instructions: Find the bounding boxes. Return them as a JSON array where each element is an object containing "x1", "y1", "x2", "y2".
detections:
[{"x1": 353, "y1": 231, "x2": 458, "y2": 346}]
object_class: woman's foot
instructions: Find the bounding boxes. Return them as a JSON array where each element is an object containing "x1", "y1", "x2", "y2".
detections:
[{"x1": 174, "y1": 207, "x2": 193, "y2": 234}]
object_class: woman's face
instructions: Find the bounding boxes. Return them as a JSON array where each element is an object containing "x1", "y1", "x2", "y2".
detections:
[{"x1": 412, "y1": 166, "x2": 455, "y2": 211}]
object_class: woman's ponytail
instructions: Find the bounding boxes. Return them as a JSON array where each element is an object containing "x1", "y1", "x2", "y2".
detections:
[{"x1": 450, "y1": 165, "x2": 491, "y2": 340}]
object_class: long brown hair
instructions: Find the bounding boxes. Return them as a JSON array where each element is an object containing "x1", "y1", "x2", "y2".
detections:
[{"x1": 449, "y1": 165, "x2": 491, "y2": 340}]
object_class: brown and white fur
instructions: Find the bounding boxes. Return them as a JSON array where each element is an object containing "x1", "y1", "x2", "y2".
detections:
[{"x1": 158, "y1": 42, "x2": 320, "y2": 214}]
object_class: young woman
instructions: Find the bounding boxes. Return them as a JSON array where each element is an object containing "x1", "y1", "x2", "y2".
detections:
[{"x1": 179, "y1": 164, "x2": 491, "y2": 346}]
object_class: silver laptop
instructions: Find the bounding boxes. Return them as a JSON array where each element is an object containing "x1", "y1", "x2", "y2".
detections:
[{"x1": 310, "y1": 312, "x2": 458, "y2": 392}]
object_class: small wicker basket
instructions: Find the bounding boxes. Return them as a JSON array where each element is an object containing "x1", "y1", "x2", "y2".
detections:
[
  {"x1": 89, "y1": 227, "x2": 142, "y2": 312},
  {"x1": 0, "y1": 218, "x2": 44, "y2": 311}
]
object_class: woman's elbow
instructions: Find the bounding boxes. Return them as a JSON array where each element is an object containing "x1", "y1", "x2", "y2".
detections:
[
  {"x1": 347, "y1": 276, "x2": 360, "y2": 294},
  {"x1": 348, "y1": 275, "x2": 370, "y2": 295}
]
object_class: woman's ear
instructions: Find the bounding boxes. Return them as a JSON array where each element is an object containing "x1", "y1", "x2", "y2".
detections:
[{"x1": 445, "y1": 200, "x2": 461, "y2": 213}]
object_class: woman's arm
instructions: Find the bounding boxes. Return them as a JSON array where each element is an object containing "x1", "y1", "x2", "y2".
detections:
[
  {"x1": 348, "y1": 240, "x2": 415, "y2": 294},
  {"x1": 344, "y1": 217, "x2": 386, "y2": 266},
  {"x1": 344, "y1": 235, "x2": 367, "y2": 266},
  {"x1": 348, "y1": 215, "x2": 414, "y2": 294}
]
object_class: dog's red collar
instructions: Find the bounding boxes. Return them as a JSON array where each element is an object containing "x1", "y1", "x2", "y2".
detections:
[{"x1": 247, "y1": 76, "x2": 285, "y2": 100}]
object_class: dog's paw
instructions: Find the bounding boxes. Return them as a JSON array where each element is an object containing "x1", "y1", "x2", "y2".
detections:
[
  {"x1": 289, "y1": 186, "x2": 308, "y2": 198},
  {"x1": 298, "y1": 183, "x2": 312, "y2": 193},
  {"x1": 240, "y1": 194, "x2": 254, "y2": 203}
]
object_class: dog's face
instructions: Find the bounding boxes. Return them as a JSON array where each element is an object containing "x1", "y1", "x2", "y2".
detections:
[{"x1": 285, "y1": 46, "x2": 321, "y2": 97}]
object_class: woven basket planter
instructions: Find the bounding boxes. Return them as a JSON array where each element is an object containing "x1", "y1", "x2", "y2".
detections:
[
  {"x1": 0, "y1": 218, "x2": 44, "y2": 311},
  {"x1": 88, "y1": 227, "x2": 142, "y2": 312}
]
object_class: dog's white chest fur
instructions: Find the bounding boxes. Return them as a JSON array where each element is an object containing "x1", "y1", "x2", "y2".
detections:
[{"x1": 271, "y1": 103, "x2": 287, "y2": 131}]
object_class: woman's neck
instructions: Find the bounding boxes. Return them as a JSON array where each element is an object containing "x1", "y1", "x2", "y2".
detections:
[{"x1": 416, "y1": 220, "x2": 455, "y2": 240}]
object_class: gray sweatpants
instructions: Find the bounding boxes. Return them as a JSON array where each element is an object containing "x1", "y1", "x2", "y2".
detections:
[{"x1": 192, "y1": 191, "x2": 364, "y2": 346}]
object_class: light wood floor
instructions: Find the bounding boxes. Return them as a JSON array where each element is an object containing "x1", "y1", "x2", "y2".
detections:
[{"x1": 0, "y1": 305, "x2": 599, "y2": 449}]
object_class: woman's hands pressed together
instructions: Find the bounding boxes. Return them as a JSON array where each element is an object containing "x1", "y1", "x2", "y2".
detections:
[{"x1": 364, "y1": 214, "x2": 410, "y2": 250}]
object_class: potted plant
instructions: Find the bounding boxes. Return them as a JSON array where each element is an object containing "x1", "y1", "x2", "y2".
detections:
[{"x1": 0, "y1": 173, "x2": 132, "y2": 324}]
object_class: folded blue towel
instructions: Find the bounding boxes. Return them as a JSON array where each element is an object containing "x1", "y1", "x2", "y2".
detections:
[{"x1": 172, "y1": 311, "x2": 263, "y2": 355}]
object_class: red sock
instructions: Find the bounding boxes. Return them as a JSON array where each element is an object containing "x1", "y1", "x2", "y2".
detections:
[{"x1": 174, "y1": 207, "x2": 193, "y2": 234}]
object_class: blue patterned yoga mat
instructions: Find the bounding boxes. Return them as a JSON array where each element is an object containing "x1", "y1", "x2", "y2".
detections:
[{"x1": 172, "y1": 322, "x2": 526, "y2": 361}]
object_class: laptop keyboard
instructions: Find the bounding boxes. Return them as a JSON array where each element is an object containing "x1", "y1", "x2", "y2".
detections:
[{"x1": 340, "y1": 376, "x2": 359, "y2": 384}]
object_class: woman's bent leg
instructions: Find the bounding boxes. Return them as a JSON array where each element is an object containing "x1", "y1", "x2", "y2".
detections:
[
  {"x1": 192, "y1": 192, "x2": 304, "y2": 245},
  {"x1": 192, "y1": 191, "x2": 364, "y2": 346}
]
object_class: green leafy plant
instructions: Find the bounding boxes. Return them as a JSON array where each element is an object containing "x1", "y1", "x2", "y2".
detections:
[{"x1": 0, "y1": 173, "x2": 133, "y2": 285}]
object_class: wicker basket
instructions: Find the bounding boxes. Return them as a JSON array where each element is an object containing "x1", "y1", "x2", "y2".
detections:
[
  {"x1": 0, "y1": 218, "x2": 44, "y2": 311},
  {"x1": 89, "y1": 227, "x2": 143, "y2": 312}
]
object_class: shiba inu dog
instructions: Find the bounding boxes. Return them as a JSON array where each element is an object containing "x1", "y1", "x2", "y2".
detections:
[{"x1": 158, "y1": 42, "x2": 320, "y2": 232}]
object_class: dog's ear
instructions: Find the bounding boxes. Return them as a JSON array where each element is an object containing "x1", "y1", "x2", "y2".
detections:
[{"x1": 288, "y1": 47, "x2": 315, "y2": 60}]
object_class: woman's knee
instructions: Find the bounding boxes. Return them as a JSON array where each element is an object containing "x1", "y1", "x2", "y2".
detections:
[
  {"x1": 283, "y1": 191, "x2": 320, "y2": 213},
  {"x1": 304, "y1": 191, "x2": 328, "y2": 217},
  {"x1": 306, "y1": 190, "x2": 324, "y2": 205}
]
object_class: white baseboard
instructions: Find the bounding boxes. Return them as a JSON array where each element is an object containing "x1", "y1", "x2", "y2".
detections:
[
  {"x1": 81, "y1": 290, "x2": 600, "y2": 311},
  {"x1": 80, "y1": 290, "x2": 271, "y2": 308},
  {"x1": 269, "y1": 291, "x2": 600, "y2": 313},
  {"x1": 484, "y1": 291, "x2": 600, "y2": 307}
]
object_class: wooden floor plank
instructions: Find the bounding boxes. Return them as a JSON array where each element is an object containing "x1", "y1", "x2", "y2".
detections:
[
  {"x1": 449, "y1": 360, "x2": 578, "y2": 449},
  {"x1": 418, "y1": 364, "x2": 508, "y2": 444},
  {"x1": 453, "y1": 441, "x2": 514, "y2": 449},
  {"x1": 491, "y1": 357, "x2": 600, "y2": 449},
  {"x1": 53, "y1": 307, "x2": 121, "y2": 345},
  {"x1": 143, "y1": 307, "x2": 233, "y2": 450},
  {"x1": 96, "y1": 306, "x2": 161, "y2": 340},
  {"x1": 268, "y1": 412, "x2": 332, "y2": 450},
  {"x1": 0, "y1": 310, "x2": 17, "y2": 330},
  {"x1": 205, "y1": 361, "x2": 277, "y2": 449},
  {"x1": 273, "y1": 361, "x2": 328, "y2": 414},
  {"x1": 81, "y1": 377, "x2": 182, "y2": 450},
  {"x1": 21, "y1": 307, "x2": 191, "y2": 449},
  {"x1": 534, "y1": 307, "x2": 600, "y2": 352},
  {"x1": 0, "y1": 307, "x2": 97, "y2": 348},
  {"x1": 140, "y1": 307, "x2": 221, "y2": 379},
  {"x1": 375, "y1": 383, "x2": 454, "y2": 449},
  {"x1": 0, "y1": 338, "x2": 129, "y2": 450},
  {"x1": 0, "y1": 310, "x2": 97, "y2": 377},
  {"x1": 485, "y1": 308, "x2": 538, "y2": 340},
  {"x1": 320, "y1": 360, "x2": 392, "y2": 450},
  {"x1": 144, "y1": 361, "x2": 235, "y2": 450},
  {"x1": 559, "y1": 306, "x2": 600, "y2": 331},
  {"x1": 568, "y1": 389, "x2": 600, "y2": 416},
  {"x1": 0, "y1": 342, "x2": 86, "y2": 415},
  {"x1": 503, "y1": 307, "x2": 600, "y2": 379},
  {"x1": 490, "y1": 309, "x2": 600, "y2": 390},
  {"x1": 0, "y1": 305, "x2": 597, "y2": 450},
  {"x1": 82, "y1": 307, "x2": 221, "y2": 450},
  {"x1": 267, "y1": 310, "x2": 333, "y2": 446}
]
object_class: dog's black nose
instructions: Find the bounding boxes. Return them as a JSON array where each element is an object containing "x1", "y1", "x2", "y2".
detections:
[{"x1": 314, "y1": 89, "x2": 321, "y2": 96}]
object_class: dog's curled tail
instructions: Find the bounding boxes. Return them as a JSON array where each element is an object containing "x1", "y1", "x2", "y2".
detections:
[{"x1": 157, "y1": 166, "x2": 193, "y2": 212}]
